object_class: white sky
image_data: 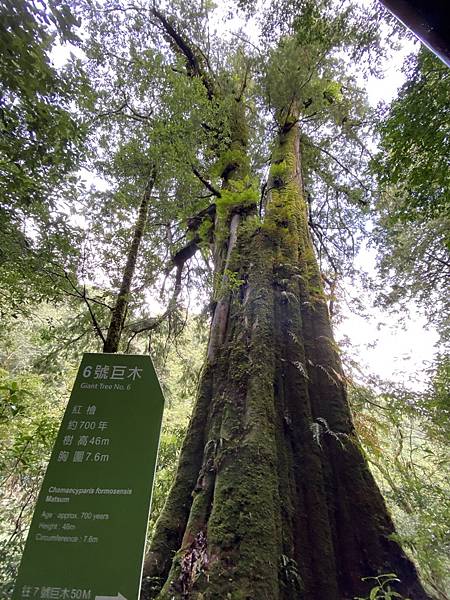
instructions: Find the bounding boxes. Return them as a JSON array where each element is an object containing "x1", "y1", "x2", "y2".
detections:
[
  {"x1": 334, "y1": 35, "x2": 439, "y2": 389},
  {"x1": 335, "y1": 245, "x2": 438, "y2": 389}
]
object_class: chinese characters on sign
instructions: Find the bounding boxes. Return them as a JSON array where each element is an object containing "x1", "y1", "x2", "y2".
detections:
[
  {"x1": 13, "y1": 353, "x2": 165, "y2": 600},
  {"x1": 19, "y1": 586, "x2": 91, "y2": 599},
  {"x1": 57, "y1": 403, "x2": 109, "y2": 466},
  {"x1": 82, "y1": 364, "x2": 143, "y2": 382}
]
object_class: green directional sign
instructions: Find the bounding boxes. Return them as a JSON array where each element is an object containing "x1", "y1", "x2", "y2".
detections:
[{"x1": 13, "y1": 353, "x2": 165, "y2": 600}]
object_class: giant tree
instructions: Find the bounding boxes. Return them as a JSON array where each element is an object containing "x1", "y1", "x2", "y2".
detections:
[
  {"x1": 34, "y1": 0, "x2": 432, "y2": 596},
  {"x1": 0, "y1": 0, "x2": 441, "y2": 589},
  {"x1": 127, "y1": 2, "x2": 433, "y2": 598}
]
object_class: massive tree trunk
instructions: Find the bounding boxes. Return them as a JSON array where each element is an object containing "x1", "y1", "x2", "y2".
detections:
[{"x1": 141, "y1": 109, "x2": 429, "y2": 600}]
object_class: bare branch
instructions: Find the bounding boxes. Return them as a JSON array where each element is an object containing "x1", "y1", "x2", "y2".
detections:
[
  {"x1": 83, "y1": 285, "x2": 106, "y2": 344},
  {"x1": 43, "y1": 267, "x2": 113, "y2": 311},
  {"x1": 192, "y1": 167, "x2": 222, "y2": 198},
  {"x1": 305, "y1": 139, "x2": 370, "y2": 200}
]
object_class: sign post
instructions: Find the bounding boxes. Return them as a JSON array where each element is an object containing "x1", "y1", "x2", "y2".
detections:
[{"x1": 13, "y1": 353, "x2": 165, "y2": 600}]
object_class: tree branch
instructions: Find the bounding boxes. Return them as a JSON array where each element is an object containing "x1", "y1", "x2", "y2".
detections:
[
  {"x1": 83, "y1": 285, "x2": 106, "y2": 344},
  {"x1": 151, "y1": 7, "x2": 215, "y2": 99},
  {"x1": 306, "y1": 139, "x2": 370, "y2": 200},
  {"x1": 192, "y1": 167, "x2": 221, "y2": 198}
]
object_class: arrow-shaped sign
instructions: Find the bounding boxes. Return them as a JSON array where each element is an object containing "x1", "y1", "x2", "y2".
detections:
[{"x1": 12, "y1": 353, "x2": 165, "y2": 600}]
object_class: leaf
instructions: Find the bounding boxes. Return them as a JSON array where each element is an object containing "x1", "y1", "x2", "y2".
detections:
[{"x1": 369, "y1": 586, "x2": 381, "y2": 600}]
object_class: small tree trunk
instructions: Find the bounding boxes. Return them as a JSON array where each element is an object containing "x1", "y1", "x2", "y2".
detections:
[{"x1": 103, "y1": 171, "x2": 156, "y2": 353}]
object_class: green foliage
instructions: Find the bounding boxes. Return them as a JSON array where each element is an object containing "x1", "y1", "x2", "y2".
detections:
[
  {"x1": 0, "y1": 0, "x2": 86, "y2": 205},
  {"x1": 147, "y1": 425, "x2": 187, "y2": 539},
  {"x1": 69, "y1": 3, "x2": 229, "y2": 340},
  {"x1": 197, "y1": 217, "x2": 214, "y2": 245},
  {"x1": 351, "y1": 367, "x2": 450, "y2": 599},
  {"x1": 425, "y1": 355, "x2": 450, "y2": 442},
  {"x1": 0, "y1": 302, "x2": 106, "y2": 596},
  {"x1": 215, "y1": 268, "x2": 245, "y2": 298},
  {"x1": 372, "y1": 48, "x2": 450, "y2": 341},
  {"x1": 372, "y1": 200, "x2": 450, "y2": 341},
  {"x1": 355, "y1": 573, "x2": 411, "y2": 600},
  {"x1": 260, "y1": 0, "x2": 380, "y2": 117},
  {"x1": 374, "y1": 48, "x2": 450, "y2": 226},
  {"x1": 0, "y1": 369, "x2": 67, "y2": 598},
  {"x1": 0, "y1": 0, "x2": 90, "y2": 320}
]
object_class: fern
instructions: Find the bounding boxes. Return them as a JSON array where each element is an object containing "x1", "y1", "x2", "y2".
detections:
[
  {"x1": 288, "y1": 330, "x2": 300, "y2": 345},
  {"x1": 315, "y1": 363, "x2": 339, "y2": 386},
  {"x1": 292, "y1": 360, "x2": 309, "y2": 379},
  {"x1": 279, "y1": 554, "x2": 303, "y2": 592},
  {"x1": 310, "y1": 417, "x2": 347, "y2": 449}
]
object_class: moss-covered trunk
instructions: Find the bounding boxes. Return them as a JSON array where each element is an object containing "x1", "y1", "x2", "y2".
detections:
[{"x1": 142, "y1": 112, "x2": 429, "y2": 599}]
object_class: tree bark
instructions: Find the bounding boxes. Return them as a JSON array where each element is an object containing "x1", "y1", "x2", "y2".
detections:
[
  {"x1": 141, "y1": 105, "x2": 430, "y2": 599},
  {"x1": 103, "y1": 171, "x2": 156, "y2": 353}
]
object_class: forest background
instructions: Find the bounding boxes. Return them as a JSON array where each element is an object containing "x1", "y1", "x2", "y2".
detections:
[{"x1": 0, "y1": 0, "x2": 448, "y2": 598}]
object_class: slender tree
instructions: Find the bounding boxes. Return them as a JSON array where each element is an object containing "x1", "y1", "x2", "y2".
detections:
[{"x1": 103, "y1": 169, "x2": 156, "y2": 352}]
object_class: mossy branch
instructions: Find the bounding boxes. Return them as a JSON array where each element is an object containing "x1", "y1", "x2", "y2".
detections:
[
  {"x1": 191, "y1": 167, "x2": 221, "y2": 198},
  {"x1": 151, "y1": 7, "x2": 215, "y2": 99}
]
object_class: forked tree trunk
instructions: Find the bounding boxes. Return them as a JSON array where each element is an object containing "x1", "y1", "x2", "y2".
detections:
[{"x1": 141, "y1": 114, "x2": 429, "y2": 599}]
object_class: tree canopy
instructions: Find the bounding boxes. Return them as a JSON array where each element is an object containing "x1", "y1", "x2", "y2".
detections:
[
  {"x1": 372, "y1": 47, "x2": 450, "y2": 343},
  {"x1": 0, "y1": 1, "x2": 449, "y2": 599},
  {"x1": 0, "y1": 0, "x2": 90, "y2": 315}
]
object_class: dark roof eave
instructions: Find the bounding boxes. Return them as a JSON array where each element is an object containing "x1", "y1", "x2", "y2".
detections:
[{"x1": 380, "y1": 0, "x2": 450, "y2": 68}]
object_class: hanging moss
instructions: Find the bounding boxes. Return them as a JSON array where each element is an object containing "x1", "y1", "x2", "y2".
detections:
[
  {"x1": 212, "y1": 148, "x2": 250, "y2": 179},
  {"x1": 216, "y1": 184, "x2": 258, "y2": 216},
  {"x1": 197, "y1": 217, "x2": 214, "y2": 245}
]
